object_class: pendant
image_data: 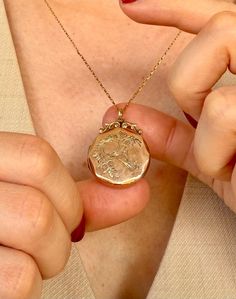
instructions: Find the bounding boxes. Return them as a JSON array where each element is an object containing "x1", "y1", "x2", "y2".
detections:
[{"x1": 88, "y1": 110, "x2": 150, "y2": 186}]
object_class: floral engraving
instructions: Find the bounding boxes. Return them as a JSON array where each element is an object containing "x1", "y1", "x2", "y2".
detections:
[{"x1": 92, "y1": 130, "x2": 142, "y2": 179}]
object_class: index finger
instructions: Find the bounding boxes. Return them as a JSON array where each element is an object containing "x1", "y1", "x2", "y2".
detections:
[
  {"x1": 168, "y1": 11, "x2": 236, "y2": 121},
  {"x1": 0, "y1": 133, "x2": 83, "y2": 233},
  {"x1": 120, "y1": 0, "x2": 236, "y2": 33}
]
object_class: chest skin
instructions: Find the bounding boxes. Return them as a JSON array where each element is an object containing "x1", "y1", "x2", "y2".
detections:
[{"x1": 4, "y1": 1, "x2": 193, "y2": 298}]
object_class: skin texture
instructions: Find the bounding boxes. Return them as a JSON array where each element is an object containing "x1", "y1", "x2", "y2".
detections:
[
  {"x1": 3, "y1": 1, "x2": 190, "y2": 298},
  {"x1": 1, "y1": 0, "x2": 236, "y2": 298},
  {"x1": 119, "y1": 0, "x2": 236, "y2": 211}
]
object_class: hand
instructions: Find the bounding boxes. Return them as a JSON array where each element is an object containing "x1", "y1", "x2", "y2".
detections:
[
  {"x1": 120, "y1": 0, "x2": 236, "y2": 33},
  {"x1": 109, "y1": 1, "x2": 236, "y2": 211},
  {"x1": 0, "y1": 133, "x2": 149, "y2": 299}
]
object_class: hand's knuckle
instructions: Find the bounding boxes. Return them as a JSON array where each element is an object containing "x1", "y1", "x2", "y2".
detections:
[
  {"x1": 40, "y1": 231, "x2": 71, "y2": 279},
  {"x1": 26, "y1": 192, "x2": 54, "y2": 243},
  {"x1": 208, "y1": 11, "x2": 236, "y2": 31},
  {"x1": 167, "y1": 72, "x2": 192, "y2": 109},
  {"x1": 167, "y1": 71, "x2": 183, "y2": 99},
  {"x1": 193, "y1": 144, "x2": 212, "y2": 177},
  {"x1": 194, "y1": 155, "x2": 210, "y2": 176},
  {"x1": 50, "y1": 242, "x2": 71, "y2": 278},
  {"x1": 198, "y1": 164, "x2": 217, "y2": 178},
  {"x1": 20, "y1": 136, "x2": 58, "y2": 181},
  {"x1": 5, "y1": 253, "x2": 40, "y2": 299},
  {"x1": 203, "y1": 88, "x2": 235, "y2": 125},
  {"x1": 33, "y1": 141, "x2": 58, "y2": 180}
]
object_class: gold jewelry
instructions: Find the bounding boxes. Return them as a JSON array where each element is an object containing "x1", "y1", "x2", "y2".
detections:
[{"x1": 44, "y1": 0, "x2": 181, "y2": 186}]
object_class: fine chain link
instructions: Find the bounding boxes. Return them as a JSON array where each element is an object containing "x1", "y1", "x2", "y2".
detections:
[{"x1": 43, "y1": 0, "x2": 181, "y2": 115}]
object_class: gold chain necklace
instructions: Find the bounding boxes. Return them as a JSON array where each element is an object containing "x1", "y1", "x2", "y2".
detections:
[{"x1": 44, "y1": 0, "x2": 181, "y2": 186}]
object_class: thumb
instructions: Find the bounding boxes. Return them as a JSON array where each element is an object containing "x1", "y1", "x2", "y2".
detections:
[
  {"x1": 104, "y1": 104, "x2": 207, "y2": 182},
  {"x1": 77, "y1": 178, "x2": 150, "y2": 231},
  {"x1": 119, "y1": 0, "x2": 236, "y2": 33}
]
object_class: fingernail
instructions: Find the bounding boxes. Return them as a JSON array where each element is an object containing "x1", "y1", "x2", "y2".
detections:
[
  {"x1": 71, "y1": 214, "x2": 86, "y2": 243},
  {"x1": 183, "y1": 112, "x2": 198, "y2": 129},
  {"x1": 121, "y1": 0, "x2": 137, "y2": 3}
]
